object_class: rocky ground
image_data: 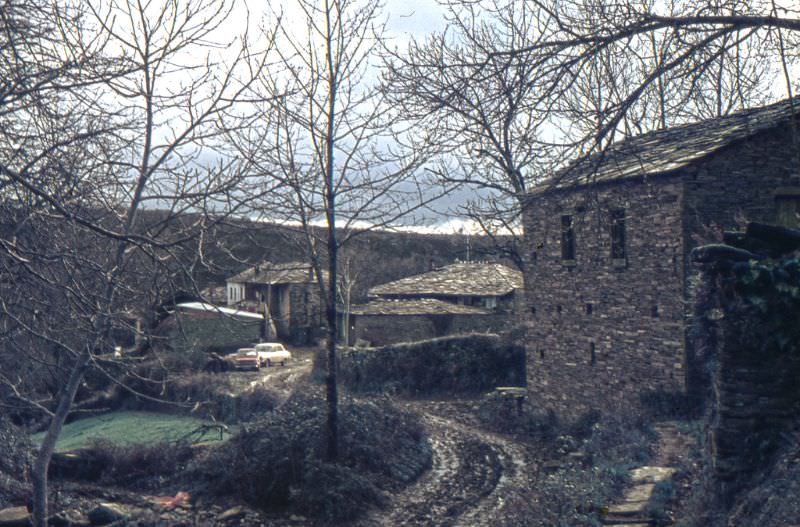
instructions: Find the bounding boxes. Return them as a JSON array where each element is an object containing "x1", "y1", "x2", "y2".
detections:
[{"x1": 1, "y1": 349, "x2": 689, "y2": 527}]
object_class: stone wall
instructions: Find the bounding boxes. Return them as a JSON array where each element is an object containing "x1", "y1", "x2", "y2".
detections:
[
  {"x1": 348, "y1": 313, "x2": 509, "y2": 347},
  {"x1": 287, "y1": 283, "x2": 323, "y2": 345},
  {"x1": 523, "y1": 178, "x2": 687, "y2": 415},
  {"x1": 681, "y1": 122, "x2": 800, "y2": 236},
  {"x1": 692, "y1": 226, "x2": 800, "y2": 500},
  {"x1": 522, "y1": 121, "x2": 800, "y2": 416},
  {"x1": 679, "y1": 123, "x2": 800, "y2": 402},
  {"x1": 337, "y1": 333, "x2": 525, "y2": 394}
]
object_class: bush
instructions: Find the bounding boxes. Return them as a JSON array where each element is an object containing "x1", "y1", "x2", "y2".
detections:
[
  {"x1": 122, "y1": 372, "x2": 279, "y2": 423},
  {"x1": 476, "y1": 391, "x2": 560, "y2": 440},
  {"x1": 196, "y1": 382, "x2": 431, "y2": 522},
  {"x1": 52, "y1": 439, "x2": 195, "y2": 489},
  {"x1": 0, "y1": 416, "x2": 31, "y2": 507},
  {"x1": 501, "y1": 409, "x2": 656, "y2": 526}
]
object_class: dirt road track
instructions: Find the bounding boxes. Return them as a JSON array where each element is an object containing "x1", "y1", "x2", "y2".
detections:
[{"x1": 357, "y1": 404, "x2": 538, "y2": 527}]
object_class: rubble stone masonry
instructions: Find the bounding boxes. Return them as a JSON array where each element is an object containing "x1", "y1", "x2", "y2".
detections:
[{"x1": 523, "y1": 121, "x2": 800, "y2": 416}]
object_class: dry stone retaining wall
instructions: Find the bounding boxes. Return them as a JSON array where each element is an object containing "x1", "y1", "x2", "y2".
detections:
[
  {"x1": 692, "y1": 225, "x2": 800, "y2": 499},
  {"x1": 337, "y1": 333, "x2": 525, "y2": 394}
]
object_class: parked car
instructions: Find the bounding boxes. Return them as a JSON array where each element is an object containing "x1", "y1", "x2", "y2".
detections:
[
  {"x1": 233, "y1": 348, "x2": 260, "y2": 371},
  {"x1": 254, "y1": 342, "x2": 292, "y2": 367}
]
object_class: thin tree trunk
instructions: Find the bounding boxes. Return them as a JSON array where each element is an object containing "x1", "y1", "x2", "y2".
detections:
[
  {"x1": 32, "y1": 348, "x2": 92, "y2": 527},
  {"x1": 325, "y1": 172, "x2": 338, "y2": 461}
]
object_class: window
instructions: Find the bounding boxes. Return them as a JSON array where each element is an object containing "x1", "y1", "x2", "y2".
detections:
[
  {"x1": 775, "y1": 189, "x2": 800, "y2": 228},
  {"x1": 610, "y1": 208, "x2": 626, "y2": 260},
  {"x1": 590, "y1": 342, "x2": 596, "y2": 365},
  {"x1": 561, "y1": 215, "x2": 575, "y2": 261},
  {"x1": 586, "y1": 303, "x2": 593, "y2": 315}
]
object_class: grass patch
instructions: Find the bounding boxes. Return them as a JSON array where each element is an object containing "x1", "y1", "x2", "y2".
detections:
[{"x1": 32, "y1": 411, "x2": 234, "y2": 452}]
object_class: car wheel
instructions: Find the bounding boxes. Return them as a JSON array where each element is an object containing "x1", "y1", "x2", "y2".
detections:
[{"x1": 280, "y1": 360, "x2": 285, "y2": 366}]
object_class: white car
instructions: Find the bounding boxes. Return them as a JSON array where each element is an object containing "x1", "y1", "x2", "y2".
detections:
[{"x1": 254, "y1": 342, "x2": 292, "y2": 367}]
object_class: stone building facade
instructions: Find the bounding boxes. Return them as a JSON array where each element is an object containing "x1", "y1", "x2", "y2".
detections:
[
  {"x1": 523, "y1": 99, "x2": 800, "y2": 415},
  {"x1": 343, "y1": 298, "x2": 506, "y2": 347},
  {"x1": 226, "y1": 261, "x2": 324, "y2": 345},
  {"x1": 343, "y1": 262, "x2": 523, "y2": 346}
]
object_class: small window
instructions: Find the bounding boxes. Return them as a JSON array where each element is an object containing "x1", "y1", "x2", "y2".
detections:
[
  {"x1": 531, "y1": 306, "x2": 536, "y2": 315},
  {"x1": 590, "y1": 342, "x2": 596, "y2": 365},
  {"x1": 585, "y1": 303, "x2": 593, "y2": 315},
  {"x1": 484, "y1": 297, "x2": 497, "y2": 309},
  {"x1": 561, "y1": 215, "x2": 575, "y2": 260},
  {"x1": 610, "y1": 209, "x2": 626, "y2": 260},
  {"x1": 556, "y1": 304, "x2": 562, "y2": 315},
  {"x1": 539, "y1": 349, "x2": 545, "y2": 359},
  {"x1": 651, "y1": 305, "x2": 660, "y2": 318}
]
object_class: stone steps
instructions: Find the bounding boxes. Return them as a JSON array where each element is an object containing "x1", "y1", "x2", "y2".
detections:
[{"x1": 600, "y1": 463, "x2": 677, "y2": 526}]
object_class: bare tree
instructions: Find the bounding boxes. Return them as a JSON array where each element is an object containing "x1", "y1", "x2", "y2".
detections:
[
  {"x1": 389, "y1": 0, "x2": 787, "y2": 259},
  {"x1": 386, "y1": 1, "x2": 558, "y2": 267},
  {"x1": 547, "y1": 0, "x2": 776, "y2": 153},
  {"x1": 0, "y1": 0, "x2": 271, "y2": 524},
  {"x1": 226, "y1": 0, "x2": 439, "y2": 460},
  {"x1": 520, "y1": 0, "x2": 800, "y2": 151}
]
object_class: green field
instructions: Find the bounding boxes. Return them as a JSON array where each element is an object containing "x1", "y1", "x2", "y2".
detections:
[{"x1": 33, "y1": 411, "x2": 234, "y2": 452}]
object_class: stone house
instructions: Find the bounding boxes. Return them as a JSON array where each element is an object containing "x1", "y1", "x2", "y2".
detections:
[
  {"x1": 155, "y1": 302, "x2": 263, "y2": 354},
  {"x1": 226, "y1": 261, "x2": 324, "y2": 344},
  {"x1": 342, "y1": 261, "x2": 523, "y2": 346},
  {"x1": 523, "y1": 98, "x2": 800, "y2": 414}
]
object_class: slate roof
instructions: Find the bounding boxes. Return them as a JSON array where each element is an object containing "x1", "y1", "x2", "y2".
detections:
[
  {"x1": 228, "y1": 261, "x2": 318, "y2": 285},
  {"x1": 542, "y1": 98, "x2": 800, "y2": 191},
  {"x1": 369, "y1": 262, "x2": 523, "y2": 298},
  {"x1": 346, "y1": 298, "x2": 491, "y2": 316}
]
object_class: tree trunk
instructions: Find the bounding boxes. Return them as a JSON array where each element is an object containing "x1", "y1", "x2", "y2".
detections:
[
  {"x1": 325, "y1": 198, "x2": 339, "y2": 461},
  {"x1": 32, "y1": 349, "x2": 91, "y2": 527}
]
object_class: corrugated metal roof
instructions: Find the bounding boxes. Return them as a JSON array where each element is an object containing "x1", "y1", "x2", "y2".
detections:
[
  {"x1": 541, "y1": 98, "x2": 800, "y2": 191},
  {"x1": 346, "y1": 298, "x2": 491, "y2": 316},
  {"x1": 228, "y1": 261, "x2": 319, "y2": 285},
  {"x1": 369, "y1": 262, "x2": 522, "y2": 297}
]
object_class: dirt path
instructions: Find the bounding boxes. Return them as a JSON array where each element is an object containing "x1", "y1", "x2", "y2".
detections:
[
  {"x1": 226, "y1": 348, "x2": 315, "y2": 402},
  {"x1": 356, "y1": 403, "x2": 537, "y2": 527}
]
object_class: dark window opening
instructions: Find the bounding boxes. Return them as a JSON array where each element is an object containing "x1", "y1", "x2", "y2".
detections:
[
  {"x1": 539, "y1": 349, "x2": 544, "y2": 359},
  {"x1": 556, "y1": 304, "x2": 562, "y2": 315},
  {"x1": 590, "y1": 342, "x2": 596, "y2": 365},
  {"x1": 561, "y1": 215, "x2": 575, "y2": 260},
  {"x1": 651, "y1": 305, "x2": 660, "y2": 318},
  {"x1": 586, "y1": 303, "x2": 593, "y2": 315},
  {"x1": 610, "y1": 209, "x2": 626, "y2": 260},
  {"x1": 531, "y1": 306, "x2": 536, "y2": 315}
]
